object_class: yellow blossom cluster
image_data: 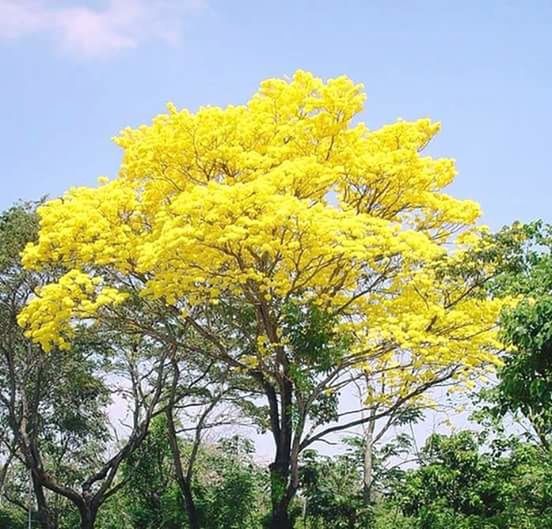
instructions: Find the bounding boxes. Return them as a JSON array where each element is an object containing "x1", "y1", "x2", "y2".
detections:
[
  {"x1": 19, "y1": 70, "x2": 506, "y2": 380},
  {"x1": 17, "y1": 270, "x2": 127, "y2": 351}
]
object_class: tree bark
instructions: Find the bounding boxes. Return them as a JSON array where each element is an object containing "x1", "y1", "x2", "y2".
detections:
[
  {"x1": 78, "y1": 507, "x2": 96, "y2": 529},
  {"x1": 266, "y1": 380, "x2": 296, "y2": 529},
  {"x1": 268, "y1": 505, "x2": 293, "y2": 529},
  {"x1": 362, "y1": 416, "x2": 375, "y2": 505},
  {"x1": 32, "y1": 473, "x2": 57, "y2": 529},
  {"x1": 180, "y1": 478, "x2": 201, "y2": 529},
  {"x1": 165, "y1": 405, "x2": 201, "y2": 529}
]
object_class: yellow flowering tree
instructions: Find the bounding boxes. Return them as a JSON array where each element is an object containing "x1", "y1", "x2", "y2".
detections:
[{"x1": 19, "y1": 71, "x2": 507, "y2": 529}]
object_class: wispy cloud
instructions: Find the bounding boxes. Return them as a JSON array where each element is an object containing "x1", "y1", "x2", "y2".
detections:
[{"x1": 0, "y1": 0, "x2": 205, "y2": 58}]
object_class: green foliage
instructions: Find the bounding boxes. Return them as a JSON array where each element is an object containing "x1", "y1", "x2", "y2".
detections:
[
  {"x1": 283, "y1": 303, "x2": 350, "y2": 373},
  {"x1": 300, "y1": 449, "x2": 369, "y2": 529},
  {"x1": 120, "y1": 416, "x2": 185, "y2": 529},
  {"x1": 488, "y1": 222, "x2": 552, "y2": 447},
  {"x1": 498, "y1": 299, "x2": 552, "y2": 443},
  {"x1": 195, "y1": 437, "x2": 267, "y2": 529},
  {"x1": 0, "y1": 506, "x2": 25, "y2": 529},
  {"x1": 119, "y1": 431, "x2": 268, "y2": 529},
  {"x1": 0, "y1": 201, "x2": 39, "y2": 268},
  {"x1": 282, "y1": 302, "x2": 351, "y2": 426},
  {"x1": 394, "y1": 432, "x2": 552, "y2": 529}
]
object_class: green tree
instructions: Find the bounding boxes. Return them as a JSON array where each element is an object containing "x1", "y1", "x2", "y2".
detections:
[
  {"x1": 394, "y1": 431, "x2": 552, "y2": 529},
  {"x1": 195, "y1": 436, "x2": 268, "y2": 529},
  {"x1": 493, "y1": 222, "x2": 552, "y2": 448},
  {"x1": 120, "y1": 416, "x2": 185, "y2": 529},
  {"x1": 300, "y1": 449, "x2": 367, "y2": 529},
  {"x1": 0, "y1": 203, "x2": 171, "y2": 529},
  {"x1": 118, "y1": 430, "x2": 267, "y2": 529}
]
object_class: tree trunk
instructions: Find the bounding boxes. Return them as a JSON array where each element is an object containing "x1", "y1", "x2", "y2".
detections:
[
  {"x1": 165, "y1": 409, "x2": 201, "y2": 529},
  {"x1": 268, "y1": 501, "x2": 293, "y2": 529},
  {"x1": 32, "y1": 473, "x2": 57, "y2": 529},
  {"x1": 268, "y1": 460, "x2": 293, "y2": 529},
  {"x1": 264, "y1": 369, "x2": 298, "y2": 529},
  {"x1": 260, "y1": 333, "x2": 298, "y2": 529},
  {"x1": 361, "y1": 389, "x2": 377, "y2": 506},
  {"x1": 78, "y1": 507, "x2": 96, "y2": 529},
  {"x1": 79, "y1": 517, "x2": 95, "y2": 529},
  {"x1": 180, "y1": 478, "x2": 201, "y2": 529},
  {"x1": 362, "y1": 418, "x2": 375, "y2": 505}
]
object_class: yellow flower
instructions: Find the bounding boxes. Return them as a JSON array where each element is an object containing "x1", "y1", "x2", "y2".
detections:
[{"x1": 19, "y1": 70, "x2": 506, "y2": 385}]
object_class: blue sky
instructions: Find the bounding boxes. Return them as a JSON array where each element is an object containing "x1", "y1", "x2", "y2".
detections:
[{"x1": 1, "y1": 0, "x2": 551, "y2": 230}]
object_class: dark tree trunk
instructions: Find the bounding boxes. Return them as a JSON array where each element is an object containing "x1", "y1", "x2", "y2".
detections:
[
  {"x1": 268, "y1": 505, "x2": 293, "y2": 529},
  {"x1": 180, "y1": 477, "x2": 201, "y2": 529},
  {"x1": 255, "y1": 315, "x2": 302, "y2": 529},
  {"x1": 268, "y1": 441, "x2": 294, "y2": 529},
  {"x1": 32, "y1": 474, "x2": 57, "y2": 529},
  {"x1": 77, "y1": 503, "x2": 97, "y2": 529},
  {"x1": 264, "y1": 356, "x2": 297, "y2": 529},
  {"x1": 165, "y1": 408, "x2": 201, "y2": 529}
]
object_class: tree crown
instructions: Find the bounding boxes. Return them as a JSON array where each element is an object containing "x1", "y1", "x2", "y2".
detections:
[{"x1": 19, "y1": 71, "x2": 506, "y2": 395}]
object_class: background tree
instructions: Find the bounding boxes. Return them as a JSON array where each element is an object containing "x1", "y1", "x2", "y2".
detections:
[
  {"x1": 163, "y1": 353, "x2": 245, "y2": 529},
  {"x1": 119, "y1": 416, "x2": 186, "y2": 529},
  {"x1": 0, "y1": 203, "x2": 63, "y2": 529},
  {"x1": 193, "y1": 436, "x2": 268, "y2": 529},
  {"x1": 0, "y1": 204, "x2": 174, "y2": 529},
  {"x1": 117, "y1": 428, "x2": 267, "y2": 529},
  {"x1": 491, "y1": 222, "x2": 552, "y2": 448},
  {"x1": 300, "y1": 448, "x2": 367, "y2": 529},
  {"x1": 394, "y1": 430, "x2": 552, "y2": 529}
]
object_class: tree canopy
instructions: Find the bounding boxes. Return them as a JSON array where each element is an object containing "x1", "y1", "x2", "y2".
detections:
[{"x1": 20, "y1": 71, "x2": 503, "y2": 374}]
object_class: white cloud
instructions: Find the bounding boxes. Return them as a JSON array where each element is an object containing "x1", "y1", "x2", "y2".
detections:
[{"x1": 0, "y1": 0, "x2": 205, "y2": 58}]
